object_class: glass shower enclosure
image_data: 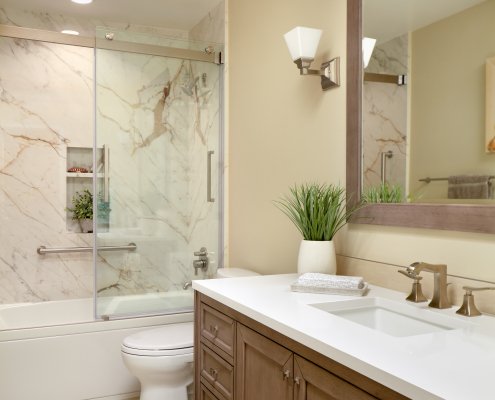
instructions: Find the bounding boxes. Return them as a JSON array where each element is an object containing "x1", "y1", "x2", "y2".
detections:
[{"x1": 94, "y1": 30, "x2": 223, "y2": 319}]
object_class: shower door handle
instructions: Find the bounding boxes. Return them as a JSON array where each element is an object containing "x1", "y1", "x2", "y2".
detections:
[
  {"x1": 207, "y1": 150, "x2": 215, "y2": 202},
  {"x1": 103, "y1": 144, "x2": 110, "y2": 202}
]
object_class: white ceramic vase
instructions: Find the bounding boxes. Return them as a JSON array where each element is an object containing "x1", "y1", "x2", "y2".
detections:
[
  {"x1": 79, "y1": 218, "x2": 93, "y2": 233},
  {"x1": 297, "y1": 240, "x2": 337, "y2": 275}
]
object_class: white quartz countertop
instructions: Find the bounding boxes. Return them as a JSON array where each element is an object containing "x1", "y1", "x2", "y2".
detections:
[{"x1": 193, "y1": 274, "x2": 495, "y2": 400}]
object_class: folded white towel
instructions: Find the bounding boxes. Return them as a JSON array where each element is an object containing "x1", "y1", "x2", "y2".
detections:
[{"x1": 296, "y1": 273, "x2": 365, "y2": 290}]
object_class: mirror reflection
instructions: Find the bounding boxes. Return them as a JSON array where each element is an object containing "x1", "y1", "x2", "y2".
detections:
[{"x1": 362, "y1": 0, "x2": 495, "y2": 204}]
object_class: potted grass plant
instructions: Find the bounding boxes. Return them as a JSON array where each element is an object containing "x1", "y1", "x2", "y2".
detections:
[
  {"x1": 67, "y1": 189, "x2": 93, "y2": 233},
  {"x1": 275, "y1": 183, "x2": 357, "y2": 274}
]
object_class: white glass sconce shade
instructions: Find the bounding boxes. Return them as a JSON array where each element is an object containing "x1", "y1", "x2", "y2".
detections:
[
  {"x1": 362, "y1": 37, "x2": 376, "y2": 68},
  {"x1": 284, "y1": 26, "x2": 322, "y2": 61}
]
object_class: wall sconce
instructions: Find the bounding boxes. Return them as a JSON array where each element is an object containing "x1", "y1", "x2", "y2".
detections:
[
  {"x1": 283, "y1": 26, "x2": 340, "y2": 91},
  {"x1": 362, "y1": 37, "x2": 376, "y2": 68}
]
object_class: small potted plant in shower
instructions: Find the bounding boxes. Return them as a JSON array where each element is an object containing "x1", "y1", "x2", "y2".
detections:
[{"x1": 67, "y1": 189, "x2": 93, "y2": 233}]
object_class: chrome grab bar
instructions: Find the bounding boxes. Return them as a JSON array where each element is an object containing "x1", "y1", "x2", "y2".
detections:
[{"x1": 37, "y1": 242, "x2": 137, "y2": 255}]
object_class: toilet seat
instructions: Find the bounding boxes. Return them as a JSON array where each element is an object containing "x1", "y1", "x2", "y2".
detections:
[{"x1": 122, "y1": 321, "x2": 194, "y2": 357}]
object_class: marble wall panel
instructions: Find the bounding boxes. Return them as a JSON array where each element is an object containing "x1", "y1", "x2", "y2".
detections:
[
  {"x1": 0, "y1": 4, "x2": 224, "y2": 307},
  {"x1": 0, "y1": 37, "x2": 94, "y2": 303},
  {"x1": 94, "y1": 45, "x2": 221, "y2": 297},
  {"x1": 189, "y1": 0, "x2": 225, "y2": 45},
  {"x1": 0, "y1": 6, "x2": 188, "y2": 39},
  {"x1": 95, "y1": 51, "x2": 220, "y2": 296}
]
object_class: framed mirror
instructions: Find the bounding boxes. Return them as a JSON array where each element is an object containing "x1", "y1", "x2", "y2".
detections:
[{"x1": 347, "y1": 0, "x2": 495, "y2": 233}]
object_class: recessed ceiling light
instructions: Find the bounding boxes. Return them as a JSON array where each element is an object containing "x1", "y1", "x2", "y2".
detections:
[
  {"x1": 61, "y1": 30, "x2": 80, "y2": 35},
  {"x1": 71, "y1": 0, "x2": 93, "y2": 4}
]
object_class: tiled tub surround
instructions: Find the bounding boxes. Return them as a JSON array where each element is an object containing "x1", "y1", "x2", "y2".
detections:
[
  {"x1": 0, "y1": 4, "x2": 224, "y2": 307},
  {"x1": 0, "y1": 35, "x2": 219, "y2": 305},
  {"x1": 362, "y1": 35, "x2": 408, "y2": 192},
  {"x1": 194, "y1": 274, "x2": 495, "y2": 400}
]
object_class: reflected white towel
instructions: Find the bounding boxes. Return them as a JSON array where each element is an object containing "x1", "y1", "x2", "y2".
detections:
[{"x1": 295, "y1": 273, "x2": 365, "y2": 289}]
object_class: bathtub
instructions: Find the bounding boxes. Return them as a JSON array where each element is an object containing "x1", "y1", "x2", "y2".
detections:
[{"x1": 0, "y1": 291, "x2": 194, "y2": 400}]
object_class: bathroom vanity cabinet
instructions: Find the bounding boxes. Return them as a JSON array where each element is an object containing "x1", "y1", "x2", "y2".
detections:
[{"x1": 194, "y1": 292, "x2": 408, "y2": 400}]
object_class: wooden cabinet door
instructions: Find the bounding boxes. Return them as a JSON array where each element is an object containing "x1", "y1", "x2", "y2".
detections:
[
  {"x1": 294, "y1": 356, "x2": 377, "y2": 400},
  {"x1": 236, "y1": 324, "x2": 293, "y2": 400}
]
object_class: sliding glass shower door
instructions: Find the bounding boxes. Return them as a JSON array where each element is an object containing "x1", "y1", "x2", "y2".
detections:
[{"x1": 94, "y1": 30, "x2": 222, "y2": 318}]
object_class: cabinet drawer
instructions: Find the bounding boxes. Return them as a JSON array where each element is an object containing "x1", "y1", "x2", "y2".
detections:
[
  {"x1": 200, "y1": 343, "x2": 234, "y2": 400},
  {"x1": 200, "y1": 303, "x2": 235, "y2": 357}
]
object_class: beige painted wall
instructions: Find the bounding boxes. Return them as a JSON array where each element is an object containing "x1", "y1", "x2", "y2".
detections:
[
  {"x1": 228, "y1": 0, "x2": 347, "y2": 274},
  {"x1": 228, "y1": 0, "x2": 495, "y2": 306},
  {"x1": 409, "y1": 1, "x2": 495, "y2": 199}
]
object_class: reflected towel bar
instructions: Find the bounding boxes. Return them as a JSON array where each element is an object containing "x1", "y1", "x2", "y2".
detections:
[
  {"x1": 37, "y1": 243, "x2": 137, "y2": 255},
  {"x1": 419, "y1": 176, "x2": 494, "y2": 183}
]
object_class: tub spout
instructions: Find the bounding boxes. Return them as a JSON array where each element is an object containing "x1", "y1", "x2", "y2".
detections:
[{"x1": 183, "y1": 281, "x2": 192, "y2": 290}]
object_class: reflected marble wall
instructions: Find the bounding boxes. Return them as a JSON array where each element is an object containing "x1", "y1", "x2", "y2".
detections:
[
  {"x1": 0, "y1": 5, "x2": 224, "y2": 304},
  {"x1": 362, "y1": 35, "x2": 408, "y2": 193}
]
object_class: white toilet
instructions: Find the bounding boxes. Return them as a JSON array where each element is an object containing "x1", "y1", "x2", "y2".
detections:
[
  {"x1": 121, "y1": 268, "x2": 259, "y2": 400},
  {"x1": 121, "y1": 322, "x2": 194, "y2": 400}
]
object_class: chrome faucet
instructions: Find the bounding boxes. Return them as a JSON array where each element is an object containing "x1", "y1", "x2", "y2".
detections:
[
  {"x1": 183, "y1": 281, "x2": 192, "y2": 290},
  {"x1": 405, "y1": 262, "x2": 451, "y2": 309},
  {"x1": 193, "y1": 247, "x2": 209, "y2": 275}
]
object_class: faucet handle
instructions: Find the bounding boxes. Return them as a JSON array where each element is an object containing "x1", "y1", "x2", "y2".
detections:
[
  {"x1": 398, "y1": 270, "x2": 428, "y2": 303},
  {"x1": 456, "y1": 286, "x2": 495, "y2": 317},
  {"x1": 398, "y1": 269, "x2": 422, "y2": 280},
  {"x1": 462, "y1": 286, "x2": 495, "y2": 294}
]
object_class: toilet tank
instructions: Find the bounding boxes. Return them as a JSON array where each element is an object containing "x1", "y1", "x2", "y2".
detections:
[{"x1": 215, "y1": 268, "x2": 260, "y2": 278}]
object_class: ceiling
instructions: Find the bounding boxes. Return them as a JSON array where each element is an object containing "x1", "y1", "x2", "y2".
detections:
[
  {"x1": 0, "y1": 0, "x2": 223, "y2": 30},
  {"x1": 363, "y1": 0, "x2": 486, "y2": 43}
]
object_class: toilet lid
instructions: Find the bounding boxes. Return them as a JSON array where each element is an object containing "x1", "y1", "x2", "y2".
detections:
[{"x1": 122, "y1": 322, "x2": 194, "y2": 356}]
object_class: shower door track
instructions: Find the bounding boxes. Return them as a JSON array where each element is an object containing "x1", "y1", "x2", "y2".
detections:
[{"x1": 0, "y1": 24, "x2": 220, "y2": 64}]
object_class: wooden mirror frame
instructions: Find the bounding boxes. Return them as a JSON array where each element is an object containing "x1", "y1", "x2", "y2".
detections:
[{"x1": 346, "y1": 0, "x2": 495, "y2": 234}]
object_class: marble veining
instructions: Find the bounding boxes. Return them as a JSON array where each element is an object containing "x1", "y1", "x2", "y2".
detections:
[
  {"x1": 95, "y1": 49, "x2": 220, "y2": 298},
  {"x1": 0, "y1": 4, "x2": 224, "y2": 309},
  {"x1": 0, "y1": 37, "x2": 94, "y2": 303}
]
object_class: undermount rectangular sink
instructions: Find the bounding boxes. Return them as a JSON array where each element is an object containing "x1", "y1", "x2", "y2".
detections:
[{"x1": 311, "y1": 297, "x2": 470, "y2": 337}]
